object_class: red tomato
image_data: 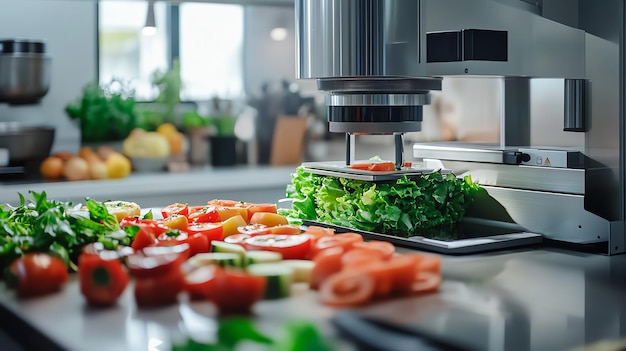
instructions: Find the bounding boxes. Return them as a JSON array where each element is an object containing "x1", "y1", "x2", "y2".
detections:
[
  {"x1": 187, "y1": 222, "x2": 223, "y2": 243},
  {"x1": 157, "y1": 232, "x2": 209, "y2": 257},
  {"x1": 207, "y1": 199, "x2": 242, "y2": 207},
  {"x1": 412, "y1": 272, "x2": 442, "y2": 294},
  {"x1": 245, "y1": 203, "x2": 277, "y2": 221},
  {"x1": 78, "y1": 252, "x2": 129, "y2": 306},
  {"x1": 161, "y1": 203, "x2": 189, "y2": 218},
  {"x1": 237, "y1": 224, "x2": 270, "y2": 236},
  {"x1": 9, "y1": 253, "x2": 69, "y2": 298},
  {"x1": 120, "y1": 217, "x2": 170, "y2": 236},
  {"x1": 310, "y1": 233, "x2": 363, "y2": 258},
  {"x1": 126, "y1": 244, "x2": 190, "y2": 279},
  {"x1": 188, "y1": 206, "x2": 220, "y2": 223},
  {"x1": 185, "y1": 266, "x2": 266, "y2": 315},
  {"x1": 318, "y1": 269, "x2": 376, "y2": 307},
  {"x1": 224, "y1": 234, "x2": 251, "y2": 247},
  {"x1": 130, "y1": 226, "x2": 157, "y2": 251},
  {"x1": 135, "y1": 269, "x2": 185, "y2": 308},
  {"x1": 303, "y1": 225, "x2": 335, "y2": 238},
  {"x1": 244, "y1": 234, "x2": 311, "y2": 260},
  {"x1": 310, "y1": 247, "x2": 345, "y2": 289},
  {"x1": 351, "y1": 240, "x2": 396, "y2": 260},
  {"x1": 349, "y1": 162, "x2": 395, "y2": 172}
]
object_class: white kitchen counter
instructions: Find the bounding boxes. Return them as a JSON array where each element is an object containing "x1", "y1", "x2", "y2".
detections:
[{"x1": 0, "y1": 166, "x2": 296, "y2": 208}]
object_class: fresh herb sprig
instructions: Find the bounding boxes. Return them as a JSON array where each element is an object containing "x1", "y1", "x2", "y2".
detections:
[{"x1": 0, "y1": 191, "x2": 135, "y2": 272}]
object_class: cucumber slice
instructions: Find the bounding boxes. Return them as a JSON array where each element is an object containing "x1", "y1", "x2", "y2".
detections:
[
  {"x1": 245, "y1": 251, "x2": 282, "y2": 266},
  {"x1": 281, "y1": 260, "x2": 315, "y2": 283},
  {"x1": 211, "y1": 241, "x2": 246, "y2": 258},
  {"x1": 247, "y1": 263, "x2": 294, "y2": 300},
  {"x1": 187, "y1": 252, "x2": 243, "y2": 268}
]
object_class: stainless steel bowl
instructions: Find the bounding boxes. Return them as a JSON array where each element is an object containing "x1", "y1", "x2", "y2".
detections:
[
  {"x1": 0, "y1": 39, "x2": 51, "y2": 104},
  {"x1": 0, "y1": 122, "x2": 55, "y2": 163}
]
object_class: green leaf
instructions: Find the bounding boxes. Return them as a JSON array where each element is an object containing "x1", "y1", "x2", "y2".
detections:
[
  {"x1": 216, "y1": 317, "x2": 274, "y2": 348},
  {"x1": 142, "y1": 210, "x2": 154, "y2": 220},
  {"x1": 271, "y1": 320, "x2": 335, "y2": 351}
]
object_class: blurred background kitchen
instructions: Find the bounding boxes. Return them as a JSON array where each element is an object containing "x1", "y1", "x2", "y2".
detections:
[{"x1": 0, "y1": 0, "x2": 569, "y2": 182}]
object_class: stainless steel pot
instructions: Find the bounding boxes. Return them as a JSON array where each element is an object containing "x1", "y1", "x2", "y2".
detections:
[
  {"x1": 0, "y1": 122, "x2": 55, "y2": 163},
  {"x1": 0, "y1": 39, "x2": 51, "y2": 104}
]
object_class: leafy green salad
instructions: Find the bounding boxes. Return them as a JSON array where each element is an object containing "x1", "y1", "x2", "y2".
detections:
[{"x1": 282, "y1": 166, "x2": 482, "y2": 237}]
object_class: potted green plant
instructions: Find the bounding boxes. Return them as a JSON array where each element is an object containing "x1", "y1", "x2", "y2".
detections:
[
  {"x1": 65, "y1": 80, "x2": 137, "y2": 143},
  {"x1": 182, "y1": 110, "x2": 214, "y2": 165},
  {"x1": 208, "y1": 98, "x2": 239, "y2": 167}
]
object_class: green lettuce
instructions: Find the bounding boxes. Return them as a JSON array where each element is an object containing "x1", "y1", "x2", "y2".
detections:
[{"x1": 283, "y1": 166, "x2": 482, "y2": 237}]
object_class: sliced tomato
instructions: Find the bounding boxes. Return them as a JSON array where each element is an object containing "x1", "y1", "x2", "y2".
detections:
[
  {"x1": 224, "y1": 234, "x2": 251, "y2": 247},
  {"x1": 135, "y1": 268, "x2": 185, "y2": 308},
  {"x1": 245, "y1": 203, "x2": 277, "y2": 221},
  {"x1": 157, "y1": 232, "x2": 209, "y2": 257},
  {"x1": 8, "y1": 253, "x2": 69, "y2": 298},
  {"x1": 161, "y1": 203, "x2": 189, "y2": 218},
  {"x1": 268, "y1": 224, "x2": 302, "y2": 235},
  {"x1": 237, "y1": 224, "x2": 271, "y2": 236},
  {"x1": 249, "y1": 212, "x2": 288, "y2": 227},
  {"x1": 351, "y1": 240, "x2": 396, "y2": 260},
  {"x1": 310, "y1": 233, "x2": 364, "y2": 258},
  {"x1": 188, "y1": 205, "x2": 220, "y2": 223},
  {"x1": 78, "y1": 252, "x2": 129, "y2": 306},
  {"x1": 318, "y1": 270, "x2": 376, "y2": 307},
  {"x1": 207, "y1": 199, "x2": 243, "y2": 207},
  {"x1": 130, "y1": 226, "x2": 158, "y2": 251},
  {"x1": 412, "y1": 272, "x2": 442, "y2": 294},
  {"x1": 303, "y1": 225, "x2": 335, "y2": 239},
  {"x1": 382, "y1": 254, "x2": 421, "y2": 296},
  {"x1": 120, "y1": 217, "x2": 170, "y2": 236},
  {"x1": 161, "y1": 214, "x2": 189, "y2": 231},
  {"x1": 347, "y1": 163, "x2": 371, "y2": 170},
  {"x1": 417, "y1": 254, "x2": 442, "y2": 274},
  {"x1": 341, "y1": 248, "x2": 386, "y2": 267},
  {"x1": 310, "y1": 246, "x2": 344, "y2": 289},
  {"x1": 244, "y1": 234, "x2": 311, "y2": 260},
  {"x1": 126, "y1": 243, "x2": 190, "y2": 278},
  {"x1": 185, "y1": 266, "x2": 266, "y2": 315},
  {"x1": 187, "y1": 222, "x2": 223, "y2": 243},
  {"x1": 368, "y1": 162, "x2": 395, "y2": 171}
]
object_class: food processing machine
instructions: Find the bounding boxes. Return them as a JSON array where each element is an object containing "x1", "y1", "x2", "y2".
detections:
[{"x1": 295, "y1": 0, "x2": 625, "y2": 254}]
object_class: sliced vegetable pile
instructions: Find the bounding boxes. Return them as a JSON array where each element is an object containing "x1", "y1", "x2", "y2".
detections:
[
  {"x1": 1, "y1": 195, "x2": 446, "y2": 350},
  {"x1": 283, "y1": 165, "x2": 482, "y2": 237}
]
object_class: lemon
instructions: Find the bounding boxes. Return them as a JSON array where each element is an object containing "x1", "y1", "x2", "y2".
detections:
[
  {"x1": 106, "y1": 152, "x2": 132, "y2": 178},
  {"x1": 156, "y1": 123, "x2": 178, "y2": 136}
]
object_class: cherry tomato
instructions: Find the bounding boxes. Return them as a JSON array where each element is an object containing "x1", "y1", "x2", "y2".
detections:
[
  {"x1": 244, "y1": 234, "x2": 311, "y2": 260},
  {"x1": 130, "y1": 226, "x2": 157, "y2": 251},
  {"x1": 237, "y1": 224, "x2": 270, "y2": 236},
  {"x1": 161, "y1": 203, "x2": 189, "y2": 218},
  {"x1": 185, "y1": 266, "x2": 266, "y2": 315},
  {"x1": 249, "y1": 212, "x2": 288, "y2": 227},
  {"x1": 224, "y1": 234, "x2": 251, "y2": 247},
  {"x1": 120, "y1": 217, "x2": 170, "y2": 236},
  {"x1": 187, "y1": 222, "x2": 223, "y2": 243},
  {"x1": 135, "y1": 269, "x2": 185, "y2": 308},
  {"x1": 9, "y1": 253, "x2": 69, "y2": 298},
  {"x1": 188, "y1": 206, "x2": 220, "y2": 223},
  {"x1": 161, "y1": 214, "x2": 189, "y2": 231},
  {"x1": 157, "y1": 232, "x2": 209, "y2": 257},
  {"x1": 126, "y1": 243, "x2": 190, "y2": 279},
  {"x1": 78, "y1": 252, "x2": 129, "y2": 306},
  {"x1": 207, "y1": 199, "x2": 242, "y2": 207}
]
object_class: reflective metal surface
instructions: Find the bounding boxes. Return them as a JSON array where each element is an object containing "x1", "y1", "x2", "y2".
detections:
[
  {"x1": 326, "y1": 93, "x2": 431, "y2": 107},
  {"x1": 0, "y1": 53, "x2": 51, "y2": 104}
]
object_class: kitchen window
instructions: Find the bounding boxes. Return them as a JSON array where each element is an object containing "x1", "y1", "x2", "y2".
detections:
[{"x1": 98, "y1": 1, "x2": 244, "y2": 101}]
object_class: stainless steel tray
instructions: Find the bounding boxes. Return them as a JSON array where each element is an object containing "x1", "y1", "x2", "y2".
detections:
[
  {"x1": 301, "y1": 161, "x2": 450, "y2": 182},
  {"x1": 302, "y1": 218, "x2": 542, "y2": 254}
]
